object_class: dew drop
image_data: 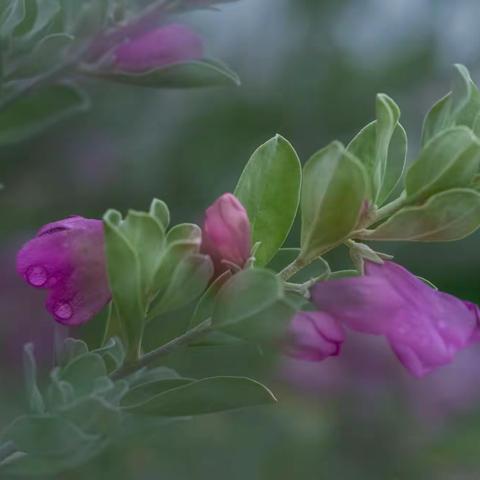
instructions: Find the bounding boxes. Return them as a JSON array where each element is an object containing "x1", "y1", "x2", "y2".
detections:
[
  {"x1": 54, "y1": 302, "x2": 73, "y2": 321},
  {"x1": 26, "y1": 265, "x2": 48, "y2": 287}
]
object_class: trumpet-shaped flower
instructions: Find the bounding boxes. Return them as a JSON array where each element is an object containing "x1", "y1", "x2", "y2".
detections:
[
  {"x1": 307, "y1": 261, "x2": 480, "y2": 377},
  {"x1": 17, "y1": 217, "x2": 111, "y2": 326}
]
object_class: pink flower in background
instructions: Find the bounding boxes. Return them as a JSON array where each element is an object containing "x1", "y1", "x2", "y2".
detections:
[
  {"x1": 113, "y1": 24, "x2": 203, "y2": 72},
  {"x1": 287, "y1": 311, "x2": 345, "y2": 361},
  {"x1": 201, "y1": 193, "x2": 252, "y2": 277},
  {"x1": 16, "y1": 217, "x2": 111, "y2": 326},
  {"x1": 303, "y1": 261, "x2": 480, "y2": 377}
]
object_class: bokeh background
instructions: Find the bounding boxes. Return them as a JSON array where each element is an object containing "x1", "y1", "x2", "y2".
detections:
[{"x1": 2, "y1": 0, "x2": 480, "y2": 478}]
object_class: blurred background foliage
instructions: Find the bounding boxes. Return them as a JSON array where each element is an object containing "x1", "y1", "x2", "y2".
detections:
[{"x1": 2, "y1": 0, "x2": 480, "y2": 478}]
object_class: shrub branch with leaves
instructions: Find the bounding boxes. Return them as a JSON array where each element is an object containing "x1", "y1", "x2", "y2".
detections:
[{"x1": 2, "y1": 8, "x2": 480, "y2": 473}]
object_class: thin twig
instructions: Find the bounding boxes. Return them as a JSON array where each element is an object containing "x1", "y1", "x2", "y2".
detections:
[{"x1": 110, "y1": 318, "x2": 212, "y2": 380}]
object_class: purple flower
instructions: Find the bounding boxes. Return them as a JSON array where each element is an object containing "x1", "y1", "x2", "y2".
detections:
[
  {"x1": 287, "y1": 312, "x2": 345, "y2": 361},
  {"x1": 201, "y1": 193, "x2": 251, "y2": 277},
  {"x1": 309, "y1": 261, "x2": 480, "y2": 377},
  {"x1": 16, "y1": 217, "x2": 111, "y2": 326},
  {"x1": 113, "y1": 24, "x2": 203, "y2": 72}
]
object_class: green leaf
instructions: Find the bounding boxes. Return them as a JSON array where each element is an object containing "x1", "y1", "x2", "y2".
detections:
[
  {"x1": 126, "y1": 366, "x2": 180, "y2": 388},
  {"x1": 1, "y1": 415, "x2": 99, "y2": 457},
  {"x1": 59, "y1": 397, "x2": 121, "y2": 436},
  {"x1": 361, "y1": 188, "x2": 480, "y2": 241},
  {"x1": 212, "y1": 268, "x2": 297, "y2": 340},
  {"x1": 149, "y1": 198, "x2": 170, "y2": 230},
  {"x1": 148, "y1": 253, "x2": 213, "y2": 318},
  {"x1": 347, "y1": 94, "x2": 406, "y2": 204},
  {"x1": 93, "y1": 337, "x2": 125, "y2": 370},
  {"x1": 58, "y1": 353, "x2": 107, "y2": 397},
  {"x1": 0, "y1": 436, "x2": 106, "y2": 476},
  {"x1": 93, "y1": 58, "x2": 240, "y2": 88},
  {"x1": 422, "y1": 64, "x2": 480, "y2": 146},
  {"x1": 57, "y1": 337, "x2": 88, "y2": 367},
  {"x1": 121, "y1": 379, "x2": 194, "y2": 408},
  {"x1": 46, "y1": 370, "x2": 74, "y2": 410},
  {"x1": 12, "y1": 33, "x2": 74, "y2": 79},
  {"x1": 267, "y1": 248, "x2": 330, "y2": 283},
  {"x1": 405, "y1": 127, "x2": 480, "y2": 201},
  {"x1": 119, "y1": 210, "x2": 166, "y2": 296},
  {"x1": 190, "y1": 270, "x2": 232, "y2": 327},
  {"x1": 147, "y1": 225, "x2": 204, "y2": 316},
  {"x1": 122, "y1": 376, "x2": 276, "y2": 416},
  {"x1": 234, "y1": 135, "x2": 302, "y2": 266},
  {"x1": 23, "y1": 344, "x2": 44, "y2": 414},
  {"x1": 0, "y1": 0, "x2": 25, "y2": 37},
  {"x1": 0, "y1": 83, "x2": 90, "y2": 145},
  {"x1": 300, "y1": 141, "x2": 367, "y2": 261},
  {"x1": 103, "y1": 209, "x2": 144, "y2": 358},
  {"x1": 14, "y1": 0, "x2": 60, "y2": 39}
]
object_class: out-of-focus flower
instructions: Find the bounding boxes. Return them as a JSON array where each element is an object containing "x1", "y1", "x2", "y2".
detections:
[
  {"x1": 287, "y1": 311, "x2": 345, "y2": 361},
  {"x1": 309, "y1": 261, "x2": 480, "y2": 377},
  {"x1": 113, "y1": 24, "x2": 203, "y2": 72},
  {"x1": 16, "y1": 217, "x2": 111, "y2": 326},
  {"x1": 201, "y1": 193, "x2": 251, "y2": 277}
]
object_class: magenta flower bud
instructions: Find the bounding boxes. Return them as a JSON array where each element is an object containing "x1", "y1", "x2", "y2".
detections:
[
  {"x1": 310, "y1": 261, "x2": 480, "y2": 377},
  {"x1": 286, "y1": 312, "x2": 345, "y2": 361},
  {"x1": 113, "y1": 23, "x2": 203, "y2": 72},
  {"x1": 201, "y1": 193, "x2": 252, "y2": 277},
  {"x1": 16, "y1": 217, "x2": 111, "y2": 326}
]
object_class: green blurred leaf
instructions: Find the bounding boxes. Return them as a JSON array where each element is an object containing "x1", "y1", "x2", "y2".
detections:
[
  {"x1": 12, "y1": 33, "x2": 74, "y2": 79},
  {"x1": 0, "y1": 0, "x2": 25, "y2": 37},
  {"x1": 300, "y1": 141, "x2": 367, "y2": 261},
  {"x1": 149, "y1": 198, "x2": 170, "y2": 230},
  {"x1": 234, "y1": 135, "x2": 302, "y2": 266},
  {"x1": 0, "y1": 83, "x2": 90, "y2": 145},
  {"x1": 123, "y1": 376, "x2": 276, "y2": 416},
  {"x1": 347, "y1": 94, "x2": 406, "y2": 204},
  {"x1": 58, "y1": 353, "x2": 107, "y2": 397},
  {"x1": 126, "y1": 366, "x2": 180, "y2": 388},
  {"x1": 1, "y1": 415, "x2": 99, "y2": 457},
  {"x1": 93, "y1": 337, "x2": 125, "y2": 370},
  {"x1": 57, "y1": 337, "x2": 88, "y2": 367},
  {"x1": 94, "y1": 58, "x2": 240, "y2": 88},
  {"x1": 103, "y1": 209, "x2": 144, "y2": 358},
  {"x1": 422, "y1": 64, "x2": 480, "y2": 145},
  {"x1": 361, "y1": 188, "x2": 480, "y2": 241},
  {"x1": 23, "y1": 344, "x2": 44, "y2": 415},
  {"x1": 121, "y1": 378, "x2": 194, "y2": 408},
  {"x1": 406, "y1": 127, "x2": 480, "y2": 202},
  {"x1": 14, "y1": 0, "x2": 60, "y2": 39},
  {"x1": 59, "y1": 397, "x2": 121, "y2": 436}
]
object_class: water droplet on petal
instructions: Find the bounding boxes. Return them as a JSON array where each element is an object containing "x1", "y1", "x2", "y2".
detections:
[
  {"x1": 54, "y1": 302, "x2": 73, "y2": 321},
  {"x1": 26, "y1": 265, "x2": 48, "y2": 287}
]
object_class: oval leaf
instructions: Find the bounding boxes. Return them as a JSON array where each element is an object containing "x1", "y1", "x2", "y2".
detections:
[
  {"x1": 300, "y1": 141, "x2": 367, "y2": 261},
  {"x1": 406, "y1": 126, "x2": 480, "y2": 202},
  {"x1": 93, "y1": 58, "x2": 240, "y2": 88},
  {"x1": 235, "y1": 135, "x2": 302, "y2": 266},
  {"x1": 123, "y1": 376, "x2": 276, "y2": 416},
  {"x1": 361, "y1": 188, "x2": 480, "y2": 241}
]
